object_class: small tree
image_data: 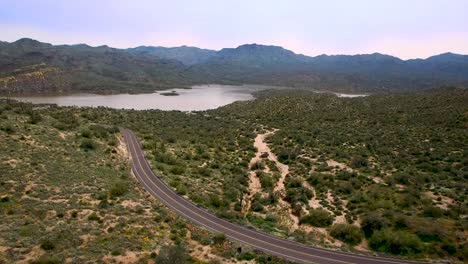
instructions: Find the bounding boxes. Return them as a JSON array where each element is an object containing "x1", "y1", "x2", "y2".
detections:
[
  {"x1": 368, "y1": 230, "x2": 423, "y2": 255},
  {"x1": 300, "y1": 209, "x2": 334, "y2": 227},
  {"x1": 329, "y1": 224, "x2": 364, "y2": 245},
  {"x1": 110, "y1": 181, "x2": 128, "y2": 198}
]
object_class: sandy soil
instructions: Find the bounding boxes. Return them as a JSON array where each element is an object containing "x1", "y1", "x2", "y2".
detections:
[
  {"x1": 326, "y1": 159, "x2": 353, "y2": 172},
  {"x1": 371, "y1": 176, "x2": 385, "y2": 184},
  {"x1": 116, "y1": 135, "x2": 129, "y2": 160},
  {"x1": 23, "y1": 182, "x2": 36, "y2": 193},
  {"x1": 425, "y1": 191, "x2": 454, "y2": 210},
  {"x1": 17, "y1": 246, "x2": 42, "y2": 264},
  {"x1": 58, "y1": 131, "x2": 68, "y2": 140},
  {"x1": 248, "y1": 129, "x2": 289, "y2": 194},
  {"x1": 4, "y1": 159, "x2": 18, "y2": 168},
  {"x1": 79, "y1": 193, "x2": 100, "y2": 206},
  {"x1": 242, "y1": 129, "x2": 293, "y2": 217},
  {"x1": 242, "y1": 131, "x2": 275, "y2": 214},
  {"x1": 103, "y1": 251, "x2": 139, "y2": 263},
  {"x1": 121, "y1": 200, "x2": 143, "y2": 210}
]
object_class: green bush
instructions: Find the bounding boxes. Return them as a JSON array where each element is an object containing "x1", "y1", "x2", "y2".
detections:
[
  {"x1": 80, "y1": 128, "x2": 92, "y2": 138},
  {"x1": 70, "y1": 211, "x2": 78, "y2": 218},
  {"x1": 329, "y1": 224, "x2": 363, "y2": 245},
  {"x1": 31, "y1": 255, "x2": 61, "y2": 264},
  {"x1": 40, "y1": 240, "x2": 55, "y2": 251},
  {"x1": 368, "y1": 230, "x2": 423, "y2": 255},
  {"x1": 155, "y1": 244, "x2": 189, "y2": 264},
  {"x1": 110, "y1": 181, "x2": 128, "y2": 197},
  {"x1": 300, "y1": 209, "x2": 334, "y2": 227},
  {"x1": 29, "y1": 111, "x2": 42, "y2": 124},
  {"x1": 251, "y1": 200, "x2": 264, "y2": 212},
  {"x1": 1, "y1": 123, "x2": 14, "y2": 134},
  {"x1": 87, "y1": 212, "x2": 101, "y2": 222},
  {"x1": 236, "y1": 251, "x2": 256, "y2": 261},
  {"x1": 258, "y1": 171, "x2": 274, "y2": 189},
  {"x1": 80, "y1": 138, "x2": 96, "y2": 150},
  {"x1": 213, "y1": 233, "x2": 226, "y2": 244},
  {"x1": 361, "y1": 213, "x2": 390, "y2": 238},
  {"x1": 421, "y1": 206, "x2": 445, "y2": 218}
]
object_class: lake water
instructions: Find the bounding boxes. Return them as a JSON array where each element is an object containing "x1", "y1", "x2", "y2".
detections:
[
  {"x1": 11, "y1": 85, "x2": 267, "y2": 111},
  {"x1": 10, "y1": 84, "x2": 367, "y2": 111}
]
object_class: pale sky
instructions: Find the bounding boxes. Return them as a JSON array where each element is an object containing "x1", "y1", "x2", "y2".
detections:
[{"x1": 1, "y1": 0, "x2": 467, "y2": 59}]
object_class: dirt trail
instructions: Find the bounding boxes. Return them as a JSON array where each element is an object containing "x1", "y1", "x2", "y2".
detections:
[
  {"x1": 242, "y1": 129, "x2": 291, "y2": 215},
  {"x1": 241, "y1": 129, "x2": 304, "y2": 233},
  {"x1": 249, "y1": 129, "x2": 289, "y2": 195},
  {"x1": 242, "y1": 131, "x2": 273, "y2": 214}
]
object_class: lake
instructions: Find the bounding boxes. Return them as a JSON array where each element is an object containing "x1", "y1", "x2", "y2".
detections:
[
  {"x1": 10, "y1": 85, "x2": 266, "y2": 111},
  {"x1": 10, "y1": 84, "x2": 367, "y2": 111}
]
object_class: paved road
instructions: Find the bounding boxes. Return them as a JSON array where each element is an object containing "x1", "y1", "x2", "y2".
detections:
[{"x1": 122, "y1": 129, "x2": 427, "y2": 264}]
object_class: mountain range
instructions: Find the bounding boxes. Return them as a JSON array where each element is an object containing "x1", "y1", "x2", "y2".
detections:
[{"x1": 1, "y1": 38, "x2": 467, "y2": 94}]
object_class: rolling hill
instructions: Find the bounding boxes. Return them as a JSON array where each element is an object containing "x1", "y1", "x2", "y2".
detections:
[{"x1": 1, "y1": 38, "x2": 467, "y2": 94}]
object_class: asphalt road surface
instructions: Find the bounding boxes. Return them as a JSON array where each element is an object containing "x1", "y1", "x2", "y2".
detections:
[{"x1": 122, "y1": 129, "x2": 427, "y2": 264}]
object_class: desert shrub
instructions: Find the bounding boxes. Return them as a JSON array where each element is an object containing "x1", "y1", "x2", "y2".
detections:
[
  {"x1": 170, "y1": 165, "x2": 186, "y2": 175},
  {"x1": 28, "y1": 111, "x2": 42, "y2": 124},
  {"x1": 80, "y1": 138, "x2": 96, "y2": 150},
  {"x1": 236, "y1": 251, "x2": 256, "y2": 261},
  {"x1": 361, "y1": 213, "x2": 390, "y2": 238},
  {"x1": 208, "y1": 194, "x2": 224, "y2": 208},
  {"x1": 70, "y1": 211, "x2": 78, "y2": 218},
  {"x1": 31, "y1": 255, "x2": 61, "y2": 264},
  {"x1": 110, "y1": 181, "x2": 128, "y2": 197},
  {"x1": 213, "y1": 233, "x2": 226, "y2": 244},
  {"x1": 1, "y1": 123, "x2": 14, "y2": 134},
  {"x1": 258, "y1": 171, "x2": 274, "y2": 189},
  {"x1": 89, "y1": 124, "x2": 112, "y2": 138},
  {"x1": 87, "y1": 212, "x2": 101, "y2": 222},
  {"x1": 351, "y1": 157, "x2": 369, "y2": 168},
  {"x1": 300, "y1": 209, "x2": 334, "y2": 227},
  {"x1": 155, "y1": 152, "x2": 178, "y2": 165},
  {"x1": 329, "y1": 224, "x2": 363, "y2": 245},
  {"x1": 441, "y1": 242, "x2": 457, "y2": 255},
  {"x1": 40, "y1": 240, "x2": 55, "y2": 251},
  {"x1": 196, "y1": 166, "x2": 211, "y2": 177},
  {"x1": 421, "y1": 206, "x2": 445, "y2": 218},
  {"x1": 80, "y1": 128, "x2": 92, "y2": 138},
  {"x1": 414, "y1": 223, "x2": 444, "y2": 242},
  {"x1": 155, "y1": 244, "x2": 189, "y2": 264},
  {"x1": 176, "y1": 184, "x2": 187, "y2": 195},
  {"x1": 251, "y1": 161, "x2": 265, "y2": 170},
  {"x1": 111, "y1": 249, "x2": 122, "y2": 256},
  {"x1": 368, "y1": 230, "x2": 423, "y2": 255},
  {"x1": 251, "y1": 200, "x2": 264, "y2": 212}
]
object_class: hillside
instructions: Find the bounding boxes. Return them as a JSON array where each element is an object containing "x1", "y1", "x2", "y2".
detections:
[
  {"x1": 1, "y1": 39, "x2": 468, "y2": 94},
  {"x1": 0, "y1": 38, "x2": 191, "y2": 94},
  {"x1": 1, "y1": 88, "x2": 466, "y2": 262},
  {"x1": 127, "y1": 45, "x2": 216, "y2": 66},
  {"x1": 0, "y1": 99, "x2": 287, "y2": 263},
  {"x1": 101, "y1": 88, "x2": 465, "y2": 262}
]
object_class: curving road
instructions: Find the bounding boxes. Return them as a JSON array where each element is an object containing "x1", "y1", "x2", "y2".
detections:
[{"x1": 122, "y1": 129, "x2": 427, "y2": 264}]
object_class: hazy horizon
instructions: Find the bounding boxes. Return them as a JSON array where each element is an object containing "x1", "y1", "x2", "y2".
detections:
[{"x1": 1, "y1": 0, "x2": 468, "y2": 59}]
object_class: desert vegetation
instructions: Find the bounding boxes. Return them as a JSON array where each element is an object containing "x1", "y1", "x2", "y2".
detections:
[
  {"x1": 1, "y1": 87, "x2": 466, "y2": 263},
  {"x1": 0, "y1": 100, "x2": 287, "y2": 263}
]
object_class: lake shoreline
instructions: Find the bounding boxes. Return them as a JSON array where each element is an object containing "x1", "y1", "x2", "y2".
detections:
[{"x1": 4, "y1": 84, "x2": 369, "y2": 111}]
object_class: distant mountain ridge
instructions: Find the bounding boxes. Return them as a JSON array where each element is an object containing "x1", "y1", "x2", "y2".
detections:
[
  {"x1": 0, "y1": 38, "x2": 467, "y2": 94},
  {"x1": 127, "y1": 45, "x2": 216, "y2": 65}
]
